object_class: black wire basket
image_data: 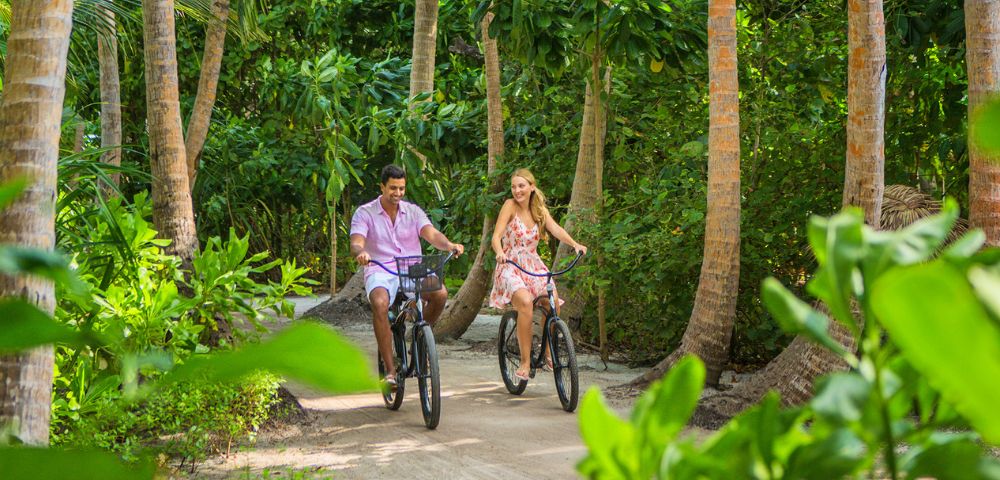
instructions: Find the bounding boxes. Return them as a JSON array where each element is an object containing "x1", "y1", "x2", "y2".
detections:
[{"x1": 395, "y1": 254, "x2": 447, "y2": 294}]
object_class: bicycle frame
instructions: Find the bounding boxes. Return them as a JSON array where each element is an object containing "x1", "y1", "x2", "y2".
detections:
[
  {"x1": 505, "y1": 252, "x2": 584, "y2": 370},
  {"x1": 370, "y1": 252, "x2": 453, "y2": 379}
]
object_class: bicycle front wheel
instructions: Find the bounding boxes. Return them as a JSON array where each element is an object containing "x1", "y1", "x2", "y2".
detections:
[
  {"x1": 378, "y1": 323, "x2": 406, "y2": 411},
  {"x1": 415, "y1": 324, "x2": 441, "y2": 429},
  {"x1": 549, "y1": 318, "x2": 579, "y2": 412},
  {"x1": 498, "y1": 311, "x2": 527, "y2": 394}
]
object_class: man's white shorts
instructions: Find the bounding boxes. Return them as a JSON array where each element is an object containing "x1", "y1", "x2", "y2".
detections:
[{"x1": 365, "y1": 270, "x2": 401, "y2": 302}]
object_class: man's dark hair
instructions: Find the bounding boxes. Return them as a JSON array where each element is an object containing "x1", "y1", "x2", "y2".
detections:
[{"x1": 381, "y1": 164, "x2": 406, "y2": 184}]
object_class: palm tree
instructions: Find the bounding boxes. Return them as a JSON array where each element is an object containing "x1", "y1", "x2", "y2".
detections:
[
  {"x1": 0, "y1": 0, "x2": 74, "y2": 446},
  {"x1": 143, "y1": 0, "x2": 198, "y2": 265},
  {"x1": 183, "y1": 0, "x2": 229, "y2": 188},
  {"x1": 966, "y1": 0, "x2": 1000, "y2": 246},
  {"x1": 632, "y1": 0, "x2": 741, "y2": 387},
  {"x1": 410, "y1": 0, "x2": 439, "y2": 102},
  {"x1": 691, "y1": 0, "x2": 886, "y2": 413},
  {"x1": 97, "y1": 3, "x2": 122, "y2": 186},
  {"x1": 434, "y1": 9, "x2": 504, "y2": 339}
]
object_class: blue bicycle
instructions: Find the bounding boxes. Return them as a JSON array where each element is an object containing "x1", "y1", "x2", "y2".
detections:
[
  {"x1": 369, "y1": 252, "x2": 453, "y2": 429},
  {"x1": 498, "y1": 252, "x2": 583, "y2": 412}
]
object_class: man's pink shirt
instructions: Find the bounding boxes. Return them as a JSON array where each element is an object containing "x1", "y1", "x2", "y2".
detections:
[{"x1": 350, "y1": 196, "x2": 432, "y2": 279}]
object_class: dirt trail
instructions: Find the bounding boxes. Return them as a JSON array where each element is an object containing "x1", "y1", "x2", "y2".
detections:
[{"x1": 198, "y1": 296, "x2": 646, "y2": 479}]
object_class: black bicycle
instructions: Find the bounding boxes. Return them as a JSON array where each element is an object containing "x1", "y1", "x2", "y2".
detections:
[
  {"x1": 369, "y1": 252, "x2": 453, "y2": 429},
  {"x1": 498, "y1": 252, "x2": 583, "y2": 412}
]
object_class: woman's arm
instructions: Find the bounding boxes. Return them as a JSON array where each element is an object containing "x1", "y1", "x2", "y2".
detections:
[
  {"x1": 544, "y1": 210, "x2": 588, "y2": 255},
  {"x1": 492, "y1": 200, "x2": 514, "y2": 262}
]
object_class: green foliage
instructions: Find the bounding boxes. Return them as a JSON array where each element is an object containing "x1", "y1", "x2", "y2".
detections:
[
  {"x1": 971, "y1": 98, "x2": 1000, "y2": 155},
  {"x1": 0, "y1": 447, "x2": 156, "y2": 480},
  {"x1": 578, "y1": 205, "x2": 1000, "y2": 479}
]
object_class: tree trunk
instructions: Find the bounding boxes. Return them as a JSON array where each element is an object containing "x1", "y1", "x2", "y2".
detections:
[
  {"x1": 434, "y1": 10, "x2": 504, "y2": 340},
  {"x1": 97, "y1": 4, "x2": 122, "y2": 187},
  {"x1": 0, "y1": 0, "x2": 74, "y2": 446},
  {"x1": 967, "y1": 0, "x2": 1000, "y2": 246},
  {"x1": 184, "y1": 0, "x2": 229, "y2": 190},
  {"x1": 552, "y1": 67, "x2": 611, "y2": 323},
  {"x1": 409, "y1": 0, "x2": 439, "y2": 101},
  {"x1": 632, "y1": 0, "x2": 741, "y2": 388},
  {"x1": 73, "y1": 123, "x2": 85, "y2": 152},
  {"x1": 695, "y1": 0, "x2": 885, "y2": 415},
  {"x1": 143, "y1": 0, "x2": 199, "y2": 266}
]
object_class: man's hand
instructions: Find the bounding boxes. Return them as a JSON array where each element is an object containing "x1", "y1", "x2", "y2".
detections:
[
  {"x1": 355, "y1": 251, "x2": 371, "y2": 265},
  {"x1": 450, "y1": 243, "x2": 465, "y2": 257}
]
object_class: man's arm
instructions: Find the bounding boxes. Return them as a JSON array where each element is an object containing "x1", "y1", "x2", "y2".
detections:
[
  {"x1": 420, "y1": 225, "x2": 465, "y2": 256},
  {"x1": 350, "y1": 233, "x2": 370, "y2": 264}
]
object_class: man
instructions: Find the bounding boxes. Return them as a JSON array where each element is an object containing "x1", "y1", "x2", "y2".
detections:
[{"x1": 350, "y1": 164, "x2": 464, "y2": 388}]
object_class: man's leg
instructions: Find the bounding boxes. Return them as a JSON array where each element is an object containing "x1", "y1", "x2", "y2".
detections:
[
  {"x1": 369, "y1": 288, "x2": 396, "y2": 378},
  {"x1": 422, "y1": 284, "x2": 448, "y2": 325}
]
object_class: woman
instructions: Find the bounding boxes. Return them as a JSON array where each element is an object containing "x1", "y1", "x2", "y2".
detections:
[{"x1": 489, "y1": 168, "x2": 587, "y2": 382}]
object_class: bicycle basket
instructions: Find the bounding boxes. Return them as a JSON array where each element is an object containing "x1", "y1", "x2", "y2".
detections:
[{"x1": 395, "y1": 254, "x2": 447, "y2": 294}]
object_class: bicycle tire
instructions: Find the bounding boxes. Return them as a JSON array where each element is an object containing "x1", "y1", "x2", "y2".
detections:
[
  {"x1": 549, "y1": 318, "x2": 579, "y2": 412},
  {"x1": 378, "y1": 322, "x2": 406, "y2": 410},
  {"x1": 498, "y1": 311, "x2": 527, "y2": 394},
  {"x1": 416, "y1": 324, "x2": 441, "y2": 429}
]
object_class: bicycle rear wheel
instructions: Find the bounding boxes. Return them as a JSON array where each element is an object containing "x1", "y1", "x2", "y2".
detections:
[
  {"x1": 415, "y1": 324, "x2": 441, "y2": 429},
  {"x1": 498, "y1": 311, "x2": 527, "y2": 394},
  {"x1": 378, "y1": 322, "x2": 406, "y2": 410},
  {"x1": 549, "y1": 318, "x2": 579, "y2": 412}
]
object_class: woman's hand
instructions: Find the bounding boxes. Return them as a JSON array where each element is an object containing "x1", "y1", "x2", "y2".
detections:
[
  {"x1": 573, "y1": 244, "x2": 588, "y2": 256},
  {"x1": 495, "y1": 252, "x2": 507, "y2": 264}
]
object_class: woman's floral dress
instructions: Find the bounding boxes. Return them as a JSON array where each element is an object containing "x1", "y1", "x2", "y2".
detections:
[{"x1": 489, "y1": 215, "x2": 563, "y2": 308}]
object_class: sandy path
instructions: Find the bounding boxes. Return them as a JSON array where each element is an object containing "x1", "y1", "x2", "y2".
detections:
[{"x1": 198, "y1": 296, "x2": 645, "y2": 479}]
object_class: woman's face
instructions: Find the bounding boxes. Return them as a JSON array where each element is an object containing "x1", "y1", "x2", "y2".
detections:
[{"x1": 511, "y1": 176, "x2": 534, "y2": 204}]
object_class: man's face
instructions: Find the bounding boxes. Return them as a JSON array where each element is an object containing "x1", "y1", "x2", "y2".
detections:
[{"x1": 380, "y1": 177, "x2": 406, "y2": 205}]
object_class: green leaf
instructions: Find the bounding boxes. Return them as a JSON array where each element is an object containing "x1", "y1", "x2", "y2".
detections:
[
  {"x1": 631, "y1": 355, "x2": 704, "y2": 474},
  {"x1": 805, "y1": 210, "x2": 864, "y2": 333},
  {"x1": 161, "y1": 322, "x2": 377, "y2": 393},
  {"x1": 871, "y1": 262, "x2": 1000, "y2": 444},
  {"x1": 902, "y1": 434, "x2": 1000, "y2": 480},
  {"x1": 578, "y1": 387, "x2": 636, "y2": 479},
  {"x1": 862, "y1": 199, "x2": 957, "y2": 279},
  {"x1": 0, "y1": 178, "x2": 27, "y2": 210},
  {"x1": 811, "y1": 373, "x2": 871, "y2": 424},
  {"x1": 785, "y1": 429, "x2": 866, "y2": 479},
  {"x1": 0, "y1": 299, "x2": 97, "y2": 353},
  {"x1": 761, "y1": 278, "x2": 848, "y2": 357},
  {"x1": 971, "y1": 97, "x2": 1000, "y2": 155},
  {"x1": 0, "y1": 447, "x2": 154, "y2": 480},
  {"x1": 969, "y1": 266, "x2": 1000, "y2": 322}
]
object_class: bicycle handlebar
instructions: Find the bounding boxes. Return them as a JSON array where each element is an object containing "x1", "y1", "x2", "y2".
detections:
[
  {"x1": 368, "y1": 250, "x2": 456, "y2": 276},
  {"x1": 505, "y1": 251, "x2": 584, "y2": 278}
]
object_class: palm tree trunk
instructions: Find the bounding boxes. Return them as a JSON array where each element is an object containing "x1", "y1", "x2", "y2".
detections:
[
  {"x1": 434, "y1": 10, "x2": 504, "y2": 340},
  {"x1": 143, "y1": 0, "x2": 199, "y2": 266},
  {"x1": 632, "y1": 0, "x2": 741, "y2": 388},
  {"x1": 97, "y1": 4, "x2": 122, "y2": 187},
  {"x1": 694, "y1": 0, "x2": 884, "y2": 414},
  {"x1": 552, "y1": 67, "x2": 611, "y2": 323},
  {"x1": 184, "y1": 0, "x2": 229, "y2": 190},
  {"x1": 966, "y1": 0, "x2": 1000, "y2": 246},
  {"x1": 409, "y1": 0, "x2": 439, "y2": 101},
  {"x1": 0, "y1": 0, "x2": 74, "y2": 446}
]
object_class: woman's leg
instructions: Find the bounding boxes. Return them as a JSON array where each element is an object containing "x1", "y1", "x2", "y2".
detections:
[{"x1": 511, "y1": 288, "x2": 534, "y2": 378}]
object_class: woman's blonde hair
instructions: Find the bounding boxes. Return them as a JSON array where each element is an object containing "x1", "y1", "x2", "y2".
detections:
[{"x1": 512, "y1": 168, "x2": 548, "y2": 240}]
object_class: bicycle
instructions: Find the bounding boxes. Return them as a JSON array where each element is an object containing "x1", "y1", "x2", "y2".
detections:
[
  {"x1": 497, "y1": 252, "x2": 583, "y2": 412},
  {"x1": 368, "y1": 252, "x2": 453, "y2": 429}
]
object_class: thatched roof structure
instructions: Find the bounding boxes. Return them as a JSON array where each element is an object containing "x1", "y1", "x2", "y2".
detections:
[{"x1": 880, "y1": 184, "x2": 969, "y2": 242}]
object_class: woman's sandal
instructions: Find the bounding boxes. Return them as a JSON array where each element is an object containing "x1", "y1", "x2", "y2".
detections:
[{"x1": 542, "y1": 357, "x2": 554, "y2": 372}]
